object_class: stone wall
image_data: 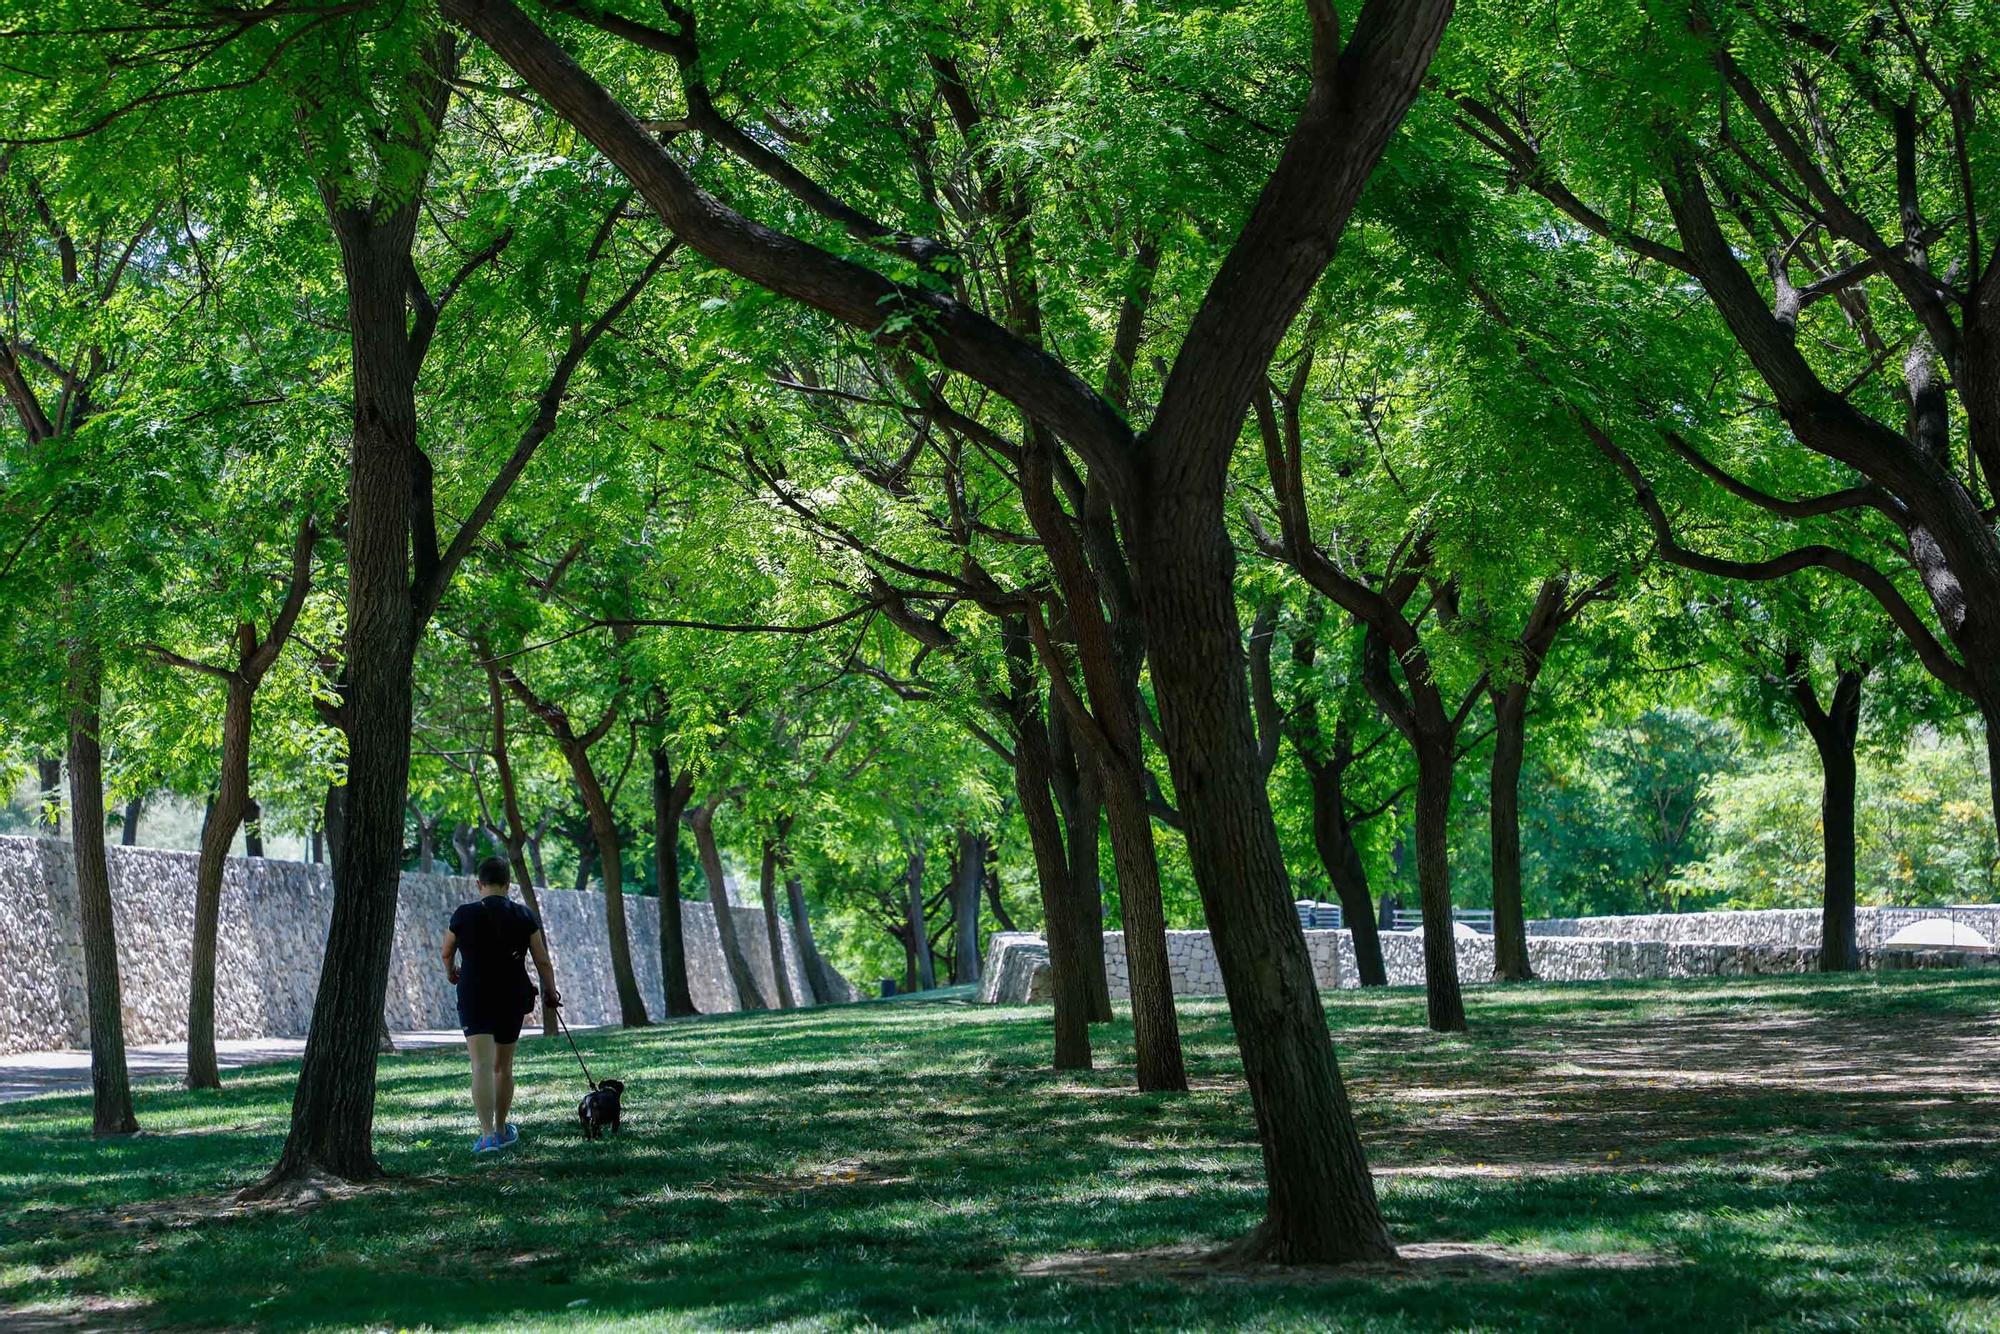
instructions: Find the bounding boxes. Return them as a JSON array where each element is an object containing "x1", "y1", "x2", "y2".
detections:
[
  {"x1": 1528, "y1": 905, "x2": 2000, "y2": 951},
  {"x1": 978, "y1": 933, "x2": 1048, "y2": 1005},
  {"x1": 1101, "y1": 928, "x2": 1342, "y2": 997},
  {"x1": 982, "y1": 928, "x2": 1343, "y2": 1003},
  {"x1": 979, "y1": 905, "x2": 2000, "y2": 1003},
  {"x1": 0, "y1": 835, "x2": 851, "y2": 1056}
]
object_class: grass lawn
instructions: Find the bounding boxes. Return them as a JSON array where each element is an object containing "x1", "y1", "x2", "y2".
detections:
[{"x1": 2, "y1": 972, "x2": 1997, "y2": 1331}]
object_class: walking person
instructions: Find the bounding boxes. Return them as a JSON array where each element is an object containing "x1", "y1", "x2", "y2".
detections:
[{"x1": 442, "y1": 856, "x2": 561, "y2": 1153}]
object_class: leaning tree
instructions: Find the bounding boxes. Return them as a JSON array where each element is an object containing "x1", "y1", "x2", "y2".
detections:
[{"x1": 431, "y1": 0, "x2": 1452, "y2": 1260}]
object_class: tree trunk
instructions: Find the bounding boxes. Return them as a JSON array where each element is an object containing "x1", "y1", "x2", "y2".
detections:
[
  {"x1": 120, "y1": 794, "x2": 143, "y2": 846},
  {"x1": 1796, "y1": 668, "x2": 1866, "y2": 973},
  {"x1": 528, "y1": 829, "x2": 549, "y2": 887},
  {"x1": 689, "y1": 802, "x2": 767, "y2": 1009},
  {"x1": 243, "y1": 799, "x2": 265, "y2": 858},
  {"x1": 1019, "y1": 432, "x2": 1185, "y2": 1087},
  {"x1": 187, "y1": 677, "x2": 253, "y2": 1091},
  {"x1": 37, "y1": 757, "x2": 63, "y2": 834},
  {"x1": 905, "y1": 846, "x2": 937, "y2": 991},
  {"x1": 1049, "y1": 709, "x2": 1112, "y2": 1022},
  {"x1": 785, "y1": 873, "x2": 837, "y2": 1004},
  {"x1": 1278, "y1": 633, "x2": 1387, "y2": 989},
  {"x1": 1817, "y1": 731, "x2": 1860, "y2": 972},
  {"x1": 68, "y1": 643, "x2": 137, "y2": 1136},
  {"x1": 1488, "y1": 687, "x2": 1535, "y2": 982},
  {"x1": 1098, "y1": 765, "x2": 1188, "y2": 1088},
  {"x1": 983, "y1": 848, "x2": 1018, "y2": 933},
  {"x1": 415, "y1": 812, "x2": 436, "y2": 874},
  {"x1": 1003, "y1": 622, "x2": 1093, "y2": 1069},
  {"x1": 254, "y1": 219, "x2": 423, "y2": 1192},
  {"x1": 1303, "y1": 755, "x2": 1386, "y2": 987},
  {"x1": 651, "y1": 749, "x2": 698, "y2": 1016},
  {"x1": 951, "y1": 828, "x2": 986, "y2": 986},
  {"x1": 567, "y1": 747, "x2": 649, "y2": 1025},
  {"x1": 483, "y1": 664, "x2": 550, "y2": 1032},
  {"x1": 451, "y1": 821, "x2": 477, "y2": 874},
  {"x1": 1133, "y1": 510, "x2": 1393, "y2": 1261},
  {"x1": 1412, "y1": 740, "x2": 1468, "y2": 1032},
  {"x1": 321, "y1": 784, "x2": 345, "y2": 877},
  {"x1": 757, "y1": 837, "x2": 797, "y2": 1008},
  {"x1": 1009, "y1": 696, "x2": 1092, "y2": 1068},
  {"x1": 1985, "y1": 698, "x2": 2000, "y2": 874},
  {"x1": 571, "y1": 837, "x2": 595, "y2": 895}
]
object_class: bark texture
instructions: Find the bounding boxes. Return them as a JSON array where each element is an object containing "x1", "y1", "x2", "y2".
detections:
[
  {"x1": 757, "y1": 838, "x2": 798, "y2": 1008},
  {"x1": 1792, "y1": 663, "x2": 1866, "y2": 972},
  {"x1": 951, "y1": 828, "x2": 986, "y2": 986},
  {"x1": 1487, "y1": 575, "x2": 1607, "y2": 980},
  {"x1": 1272, "y1": 632, "x2": 1386, "y2": 987},
  {"x1": 182, "y1": 522, "x2": 316, "y2": 1086},
  {"x1": 785, "y1": 873, "x2": 839, "y2": 1005},
  {"x1": 1021, "y1": 434, "x2": 1186, "y2": 1089},
  {"x1": 1488, "y1": 687, "x2": 1534, "y2": 983},
  {"x1": 1006, "y1": 637, "x2": 1093, "y2": 1070},
  {"x1": 186, "y1": 679, "x2": 252, "y2": 1090},
  {"x1": 1304, "y1": 745, "x2": 1387, "y2": 986},
  {"x1": 1134, "y1": 508, "x2": 1394, "y2": 1261},
  {"x1": 688, "y1": 800, "x2": 767, "y2": 1009},
  {"x1": 651, "y1": 749, "x2": 699, "y2": 1016},
  {"x1": 257, "y1": 216, "x2": 423, "y2": 1188},
  {"x1": 1048, "y1": 708, "x2": 1112, "y2": 1022},
  {"x1": 575, "y1": 762, "x2": 649, "y2": 1025},
  {"x1": 904, "y1": 845, "x2": 937, "y2": 992},
  {"x1": 69, "y1": 644, "x2": 137, "y2": 1136},
  {"x1": 1411, "y1": 742, "x2": 1468, "y2": 1031}
]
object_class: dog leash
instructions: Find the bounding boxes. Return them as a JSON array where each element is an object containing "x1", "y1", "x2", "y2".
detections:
[{"x1": 550, "y1": 1001, "x2": 598, "y2": 1092}]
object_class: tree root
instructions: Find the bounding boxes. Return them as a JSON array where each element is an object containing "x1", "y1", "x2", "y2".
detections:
[
  {"x1": 1020, "y1": 1240, "x2": 1672, "y2": 1286},
  {"x1": 1213, "y1": 1218, "x2": 1402, "y2": 1269},
  {"x1": 236, "y1": 1162, "x2": 383, "y2": 1205}
]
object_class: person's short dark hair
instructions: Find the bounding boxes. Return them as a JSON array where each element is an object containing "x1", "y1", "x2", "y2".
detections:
[{"x1": 476, "y1": 856, "x2": 512, "y2": 889}]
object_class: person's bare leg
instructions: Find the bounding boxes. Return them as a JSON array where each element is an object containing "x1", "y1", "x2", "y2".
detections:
[
  {"x1": 466, "y1": 1033, "x2": 497, "y2": 1137},
  {"x1": 494, "y1": 1041, "x2": 517, "y2": 1131}
]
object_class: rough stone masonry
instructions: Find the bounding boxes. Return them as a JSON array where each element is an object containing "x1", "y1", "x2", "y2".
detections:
[
  {"x1": 0, "y1": 835, "x2": 853, "y2": 1056},
  {"x1": 979, "y1": 905, "x2": 2000, "y2": 1003}
]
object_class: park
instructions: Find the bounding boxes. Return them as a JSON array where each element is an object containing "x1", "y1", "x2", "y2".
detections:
[{"x1": 1, "y1": 0, "x2": 1998, "y2": 1327}]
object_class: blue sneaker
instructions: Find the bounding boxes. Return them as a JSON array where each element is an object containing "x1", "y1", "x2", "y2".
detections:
[
  {"x1": 500, "y1": 1123, "x2": 519, "y2": 1148},
  {"x1": 473, "y1": 1133, "x2": 501, "y2": 1155}
]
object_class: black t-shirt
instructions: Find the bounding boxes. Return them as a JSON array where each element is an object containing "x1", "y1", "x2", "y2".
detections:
[{"x1": 450, "y1": 895, "x2": 541, "y2": 1008}]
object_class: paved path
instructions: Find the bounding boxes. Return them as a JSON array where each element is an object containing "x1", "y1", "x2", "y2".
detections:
[{"x1": 0, "y1": 1031, "x2": 468, "y2": 1104}]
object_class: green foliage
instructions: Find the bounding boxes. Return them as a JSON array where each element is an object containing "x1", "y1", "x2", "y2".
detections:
[
  {"x1": 1518, "y1": 708, "x2": 1740, "y2": 918},
  {"x1": 1674, "y1": 732, "x2": 2000, "y2": 908},
  {"x1": 0, "y1": 0, "x2": 1993, "y2": 990}
]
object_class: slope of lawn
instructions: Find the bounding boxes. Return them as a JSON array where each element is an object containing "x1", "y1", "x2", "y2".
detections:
[{"x1": 2, "y1": 972, "x2": 1996, "y2": 1330}]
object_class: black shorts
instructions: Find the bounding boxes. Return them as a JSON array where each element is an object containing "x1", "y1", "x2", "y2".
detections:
[{"x1": 458, "y1": 990, "x2": 525, "y2": 1044}]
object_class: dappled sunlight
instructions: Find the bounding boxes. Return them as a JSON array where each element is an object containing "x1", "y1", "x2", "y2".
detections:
[{"x1": 2, "y1": 974, "x2": 1997, "y2": 1329}]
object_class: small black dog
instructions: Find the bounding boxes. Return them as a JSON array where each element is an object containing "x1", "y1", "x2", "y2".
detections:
[{"x1": 578, "y1": 1078, "x2": 625, "y2": 1140}]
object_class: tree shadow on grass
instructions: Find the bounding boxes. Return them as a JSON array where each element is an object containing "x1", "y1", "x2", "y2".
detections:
[{"x1": 2, "y1": 973, "x2": 1996, "y2": 1330}]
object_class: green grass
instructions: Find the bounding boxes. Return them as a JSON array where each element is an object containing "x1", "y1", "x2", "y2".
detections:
[{"x1": 3, "y1": 973, "x2": 1997, "y2": 1330}]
